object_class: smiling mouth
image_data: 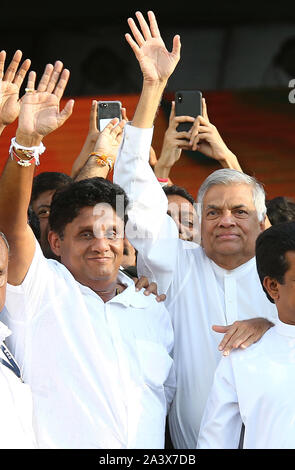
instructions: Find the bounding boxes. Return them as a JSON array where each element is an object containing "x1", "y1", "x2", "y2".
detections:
[
  {"x1": 88, "y1": 257, "x2": 112, "y2": 262},
  {"x1": 217, "y1": 234, "x2": 240, "y2": 240}
]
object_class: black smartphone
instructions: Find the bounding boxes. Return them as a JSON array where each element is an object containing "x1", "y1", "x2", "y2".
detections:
[
  {"x1": 175, "y1": 90, "x2": 202, "y2": 132},
  {"x1": 97, "y1": 101, "x2": 122, "y2": 131}
]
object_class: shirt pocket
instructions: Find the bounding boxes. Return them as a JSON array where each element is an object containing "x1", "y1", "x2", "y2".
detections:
[{"x1": 135, "y1": 339, "x2": 173, "y2": 389}]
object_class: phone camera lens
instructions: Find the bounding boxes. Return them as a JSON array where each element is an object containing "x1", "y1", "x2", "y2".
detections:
[{"x1": 178, "y1": 94, "x2": 182, "y2": 103}]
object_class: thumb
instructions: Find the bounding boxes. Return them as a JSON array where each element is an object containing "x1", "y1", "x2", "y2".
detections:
[
  {"x1": 58, "y1": 99, "x2": 75, "y2": 127},
  {"x1": 212, "y1": 324, "x2": 230, "y2": 333}
]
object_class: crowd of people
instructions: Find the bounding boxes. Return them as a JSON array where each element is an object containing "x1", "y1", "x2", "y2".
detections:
[{"x1": 0, "y1": 11, "x2": 295, "y2": 450}]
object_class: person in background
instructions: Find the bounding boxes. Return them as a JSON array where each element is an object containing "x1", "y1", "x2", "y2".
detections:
[{"x1": 266, "y1": 196, "x2": 295, "y2": 225}]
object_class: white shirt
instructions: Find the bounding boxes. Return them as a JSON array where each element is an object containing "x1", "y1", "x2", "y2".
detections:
[
  {"x1": 114, "y1": 123, "x2": 278, "y2": 449},
  {"x1": 0, "y1": 321, "x2": 36, "y2": 449},
  {"x1": 198, "y1": 318, "x2": 295, "y2": 449},
  {"x1": 3, "y1": 242, "x2": 175, "y2": 449}
]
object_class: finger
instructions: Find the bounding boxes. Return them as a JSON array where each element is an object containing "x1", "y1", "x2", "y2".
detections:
[
  {"x1": 229, "y1": 332, "x2": 253, "y2": 350},
  {"x1": 198, "y1": 124, "x2": 211, "y2": 133},
  {"x1": 217, "y1": 326, "x2": 238, "y2": 351},
  {"x1": 175, "y1": 130, "x2": 192, "y2": 140},
  {"x1": 222, "y1": 332, "x2": 252, "y2": 356},
  {"x1": 106, "y1": 118, "x2": 120, "y2": 134},
  {"x1": 148, "y1": 10, "x2": 161, "y2": 38},
  {"x1": 202, "y1": 98, "x2": 209, "y2": 121},
  {"x1": 143, "y1": 281, "x2": 158, "y2": 296},
  {"x1": 3, "y1": 49, "x2": 23, "y2": 82},
  {"x1": 47, "y1": 60, "x2": 64, "y2": 94},
  {"x1": 121, "y1": 107, "x2": 129, "y2": 121},
  {"x1": 13, "y1": 58, "x2": 31, "y2": 88},
  {"x1": 89, "y1": 100, "x2": 98, "y2": 132},
  {"x1": 169, "y1": 101, "x2": 175, "y2": 123},
  {"x1": 0, "y1": 50, "x2": 6, "y2": 80},
  {"x1": 196, "y1": 115, "x2": 209, "y2": 126},
  {"x1": 212, "y1": 324, "x2": 230, "y2": 333},
  {"x1": 239, "y1": 334, "x2": 256, "y2": 350},
  {"x1": 156, "y1": 293, "x2": 166, "y2": 302},
  {"x1": 36, "y1": 63, "x2": 54, "y2": 92},
  {"x1": 135, "y1": 276, "x2": 149, "y2": 291},
  {"x1": 112, "y1": 119, "x2": 126, "y2": 137},
  {"x1": 135, "y1": 11, "x2": 152, "y2": 40},
  {"x1": 127, "y1": 17, "x2": 145, "y2": 46},
  {"x1": 175, "y1": 115, "x2": 195, "y2": 123},
  {"x1": 57, "y1": 99, "x2": 74, "y2": 127},
  {"x1": 171, "y1": 34, "x2": 181, "y2": 59},
  {"x1": 53, "y1": 68, "x2": 70, "y2": 100},
  {"x1": 125, "y1": 33, "x2": 141, "y2": 59},
  {"x1": 26, "y1": 70, "x2": 36, "y2": 91}
]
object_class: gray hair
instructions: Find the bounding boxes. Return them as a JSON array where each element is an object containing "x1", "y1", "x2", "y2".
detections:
[
  {"x1": 0, "y1": 232, "x2": 9, "y2": 252},
  {"x1": 197, "y1": 169, "x2": 266, "y2": 222}
]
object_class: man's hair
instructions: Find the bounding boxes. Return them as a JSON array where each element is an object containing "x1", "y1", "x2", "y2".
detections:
[
  {"x1": 266, "y1": 196, "x2": 295, "y2": 225},
  {"x1": 163, "y1": 184, "x2": 195, "y2": 206},
  {"x1": 255, "y1": 221, "x2": 295, "y2": 303},
  {"x1": 49, "y1": 177, "x2": 129, "y2": 238},
  {"x1": 197, "y1": 168, "x2": 266, "y2": 222},
  {"x1": 31, "y1": 171, "x2": 73, "y2": 203}
]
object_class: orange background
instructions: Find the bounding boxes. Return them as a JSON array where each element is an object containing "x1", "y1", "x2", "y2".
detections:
[{"x1": 1, "y1": 89, "x2": 295, "y2": 201}]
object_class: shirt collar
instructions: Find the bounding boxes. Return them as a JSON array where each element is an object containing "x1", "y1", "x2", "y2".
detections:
[
  {"x1": 274, "y1": 317, "x2": 295, "y2": 338},
  {"x1": 77, "y1": 270, "x2": 153, "y2": 309},
  {"x1": 208, "y1": 254, "x2": 256, "y2": 279},
  {"x1": 0, "y1": 319, "x2": 12, "y2": 343}
]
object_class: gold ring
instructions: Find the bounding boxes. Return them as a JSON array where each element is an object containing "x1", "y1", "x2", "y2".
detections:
[{"x1": 25, "y1": 88, "x2": 35, "y2": 93}]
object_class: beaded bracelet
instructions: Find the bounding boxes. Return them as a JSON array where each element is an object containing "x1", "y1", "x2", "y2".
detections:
[
  {"x1": 9, "y1": 137, "x2": 46, "y2": 167},
  {"x1": 88, "y1": 152, "x2": 114, "y2": 171}
]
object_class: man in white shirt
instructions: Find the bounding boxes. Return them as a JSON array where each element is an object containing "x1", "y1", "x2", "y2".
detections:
[
  {"x1": 0, "y1": 59, "x2": 175, "y2": 448},
  {"x1": 113, "y1": 11, "x2": 277, "y2": 448},
  {"x1": 0, "y1": 232, "x2": 36, "y2": 449},
  {"x1": 198, "y1": 221, "x2": 295, "y2": 449}
]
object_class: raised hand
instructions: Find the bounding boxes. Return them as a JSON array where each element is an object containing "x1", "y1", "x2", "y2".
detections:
[
  {"x1": 125, "y1": 11, "x2": 181, "y2": 83},
  {"x1": 16, "y1": 61, "x2": 74, "y2": 146},
  {"x1": 0, "y1": 50, "x2": 31, "y2": 131}
]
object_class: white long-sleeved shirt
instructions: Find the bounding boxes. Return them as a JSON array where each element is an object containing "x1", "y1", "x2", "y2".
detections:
[
  {"x1": 0, "y1": 321, "x2": 36, "y2": 448},
  {"x1": 197, "y1": 318, "x2": 295, "y2": 449},
  {"x1": 2, "y1": 242, "x2": 175, "y2": 449},
  {"x1": 114, "y1": 123, "x2": 278, "y2": 449}
]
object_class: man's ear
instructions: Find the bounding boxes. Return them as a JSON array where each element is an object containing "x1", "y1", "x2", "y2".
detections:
[
  {"x1": 47, "y1": 230, "x2": 62, "y2": 257},
  {"x1": 263, "y1": 276, "x2": 280, "y2": 302}
]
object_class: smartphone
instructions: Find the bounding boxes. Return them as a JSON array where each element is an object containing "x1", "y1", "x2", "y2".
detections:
[
  {"x1": 175, "y1": 90, "x2": 202, "y2": 132},
  {"x1": 97, "y1": 101, "x2": 122, "y2": 131}
]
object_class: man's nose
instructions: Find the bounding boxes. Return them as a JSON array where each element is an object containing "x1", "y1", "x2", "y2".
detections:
[
  {"x1": 91, "y1": 235, "x2": 109, "y2": 252},
  {"x1": 218, "y1": 210, "x2": 236, "y2": 227}
]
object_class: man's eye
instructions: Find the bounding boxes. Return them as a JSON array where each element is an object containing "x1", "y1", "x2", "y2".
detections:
[
  {"x1": 106, "y1": 230, "x2": 117, "y2": 239},
  {"x1": 81, "y1": 232, "x2": 93, "y2": 239},
  {"x1": 38, "y1": 209, "x2": 50, "y2": 218},
  {"x1": 206, "y1": 210, "x2": 218, "y2": 218},
  {"x1": 235, "y1": 209, "x2": 248, "y2": 217}
]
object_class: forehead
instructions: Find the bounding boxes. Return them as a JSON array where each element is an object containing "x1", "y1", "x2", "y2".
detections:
[
  {"x1": 32, "y1": 189, "x2": 56, "y2": 210},
  {"x1": 202, "y1": 183, "x2": 255, "y2": 208},
  {"x1": 285, "y1": 251, "x2": 295, "y2": 272},
  {"x1": 167, "y1": 194, "x2": 194, "y2": 211},
  {"x1": 66, "y1": 205, "x2": 123, "y2": 229}
]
